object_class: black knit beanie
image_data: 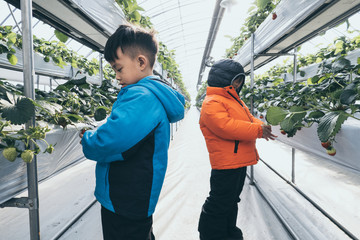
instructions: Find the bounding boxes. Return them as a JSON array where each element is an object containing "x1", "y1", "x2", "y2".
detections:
[{"x1": 207, "y1": 59, "x2": 245, "y2": 87}]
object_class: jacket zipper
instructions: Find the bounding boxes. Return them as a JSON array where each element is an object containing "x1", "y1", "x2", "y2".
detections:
[
  {"x1": 226, "y1": 90, "x2": 253, "y2": 123},
  {"x1": 234, "y1": 140, "x2": 239, "y2": 153},
  {"x1": 227, "y1": 90, "x2": 258, "y2": 159}
]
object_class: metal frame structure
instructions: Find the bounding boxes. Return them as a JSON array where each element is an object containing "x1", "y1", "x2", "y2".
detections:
[
  {"x1": 3, "y1": 0, "x2": 126, "y2": 52},
  {"x1": 246, "y1": 17, "x2": 359, "y2": 240},
  {"x1": 236, "y1": 0, "x2": 360, "y2": 74},
  {"x1": 196, "y1": 0, "x2": 225, "y2": 89},
  {"x1": 0, "y1": 1, "x2": 41, "y2": 239}
]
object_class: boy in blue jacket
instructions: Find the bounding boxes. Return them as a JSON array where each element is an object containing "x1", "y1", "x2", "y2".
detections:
[{"x1": 80, "y1": 24, "x2": 185, "y2": 240}]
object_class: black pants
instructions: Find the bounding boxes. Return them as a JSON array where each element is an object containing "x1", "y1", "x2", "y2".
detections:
[
  {"x1": 101, "y1": 206, "x2": 155, "y2": 240},
  {"x1": 198, "y1": 167, "x2": 247, "y2": 240}
]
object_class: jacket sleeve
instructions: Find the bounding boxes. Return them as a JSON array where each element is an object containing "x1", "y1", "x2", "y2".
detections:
[
  {"x1": 81, "y1": 87, "x2": 162, "y2": 163},
  {"x1": 201, "y1": 99, "x2": 263, "y2": 141}
]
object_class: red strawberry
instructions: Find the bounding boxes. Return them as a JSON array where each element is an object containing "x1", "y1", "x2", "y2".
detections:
[
  {"x1": 272, "y1": 12, "x2": 277, "y2": 20},
  {"x1": 326, "y1": 147, "x2": 336, "y2": 156},
  {"x1": 321, "y1": 141, "x2": 331, "y2": 149},
  {"x1": 259, "y1": 115, "x2": 264, "y2": 119},
  {"x1": 280, "y1": 130, "x2": 286, "y2": 135}
]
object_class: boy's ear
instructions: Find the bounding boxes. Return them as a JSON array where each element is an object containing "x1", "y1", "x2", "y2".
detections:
[{"x1": 137, "y1": 55, "x2": 148, "y2": 70}]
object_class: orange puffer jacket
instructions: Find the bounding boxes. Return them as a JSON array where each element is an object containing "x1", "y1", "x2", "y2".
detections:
[{"x1": 199, "y1": 85, "x2": 264, "y2": 170}]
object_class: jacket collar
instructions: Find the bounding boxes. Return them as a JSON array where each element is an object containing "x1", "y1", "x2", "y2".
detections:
[{"x1": 206, "y1": 86, "x2": 239, "y2": 99}]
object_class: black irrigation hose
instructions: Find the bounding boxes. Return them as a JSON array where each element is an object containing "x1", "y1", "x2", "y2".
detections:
[
  {"x1": 246, "y1": 173, "x2": 300, "y2": 240},
  {"x1": 259, "y1": 158, "x2": 359, "y2": 240},
  {"x1": 51, "y1": 198, "x2": 97, "y2": 240}
]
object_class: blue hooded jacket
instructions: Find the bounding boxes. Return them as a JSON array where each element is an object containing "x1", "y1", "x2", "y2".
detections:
[{"x1": 81, "y1": 76, "x2": 185, "y2": 218}]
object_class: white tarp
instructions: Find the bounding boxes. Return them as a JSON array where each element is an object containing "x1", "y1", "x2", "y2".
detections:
[
  {"x1": 281, "y1": 48, "x2": 360, "y2": 82},
  {"x1": 0, "y1": 123, "x2": 90, "y2": 204},
  {"x1": 234, "y1": 0, "x2": 327, "y2": 67},
  {"x1": 272, "y1": 116, "x2": 360, "y2": 172},
  {"x1": 0, "y1": 46, "x2": 102, "y2": 84},
  {"x1": 69, "y1": 0, "x2": 126, "y2": 36},
  {"x1": 1, "y1": 108, "x2": 359, "y2": 239}
]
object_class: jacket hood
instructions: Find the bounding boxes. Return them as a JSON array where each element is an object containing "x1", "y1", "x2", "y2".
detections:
[
  {"x1": 135, "y1": 76, "x2": 185, "y2": 123},
  {"x1": 208, "y1": 59, "x2": 245, "y2": 89}
]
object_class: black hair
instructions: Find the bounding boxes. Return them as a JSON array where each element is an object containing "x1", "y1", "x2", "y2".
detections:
[{"x1": 104, "y1": 24, "x2": 158, "y2": 68}]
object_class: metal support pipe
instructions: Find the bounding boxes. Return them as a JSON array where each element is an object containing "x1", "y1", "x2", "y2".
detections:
[
  {"x1": 50, "y1": 78, "x2": 53, "y2": 91},
  {"x1": 259, "y1": 158, "x2": 359, "y2": 240},
  {"x1": 291, "y1": 148, "x2": 295, "y2": 183},
  {"x1": 247, "y1": 174, "x2": 299, "y2": 240},
  {"x1": 20, "y1": 0, "x2": 40, "y2": 239},
  {"x1": 51, "y1": 199, "x2": 97, "y2": 240},
  {"x1": 1, "y1": 6, "x2": 17, "y2": 26},
  {"x1": 99, "y1": 53, "x2": 103, "y2": 85},
  {"x1": 291, "y1": 48, "x2": 297, "y2": 183},
  {"x1": 250, "y1": 33, "x2": 255, "y2": 185},
  {"x1": 196, "y1": 0, "x2": 225, "y2": 89},
  {"x1": 36, "y1": 75, "x2": 40, "y2": 89},
  {"x1": 8, "y1": 3, "x2": 22, "y2": 34}
]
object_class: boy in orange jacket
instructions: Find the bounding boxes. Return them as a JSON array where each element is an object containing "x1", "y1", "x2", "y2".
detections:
[{"x1": 198, "y1": 59, "x2": 276, "y2": 240}]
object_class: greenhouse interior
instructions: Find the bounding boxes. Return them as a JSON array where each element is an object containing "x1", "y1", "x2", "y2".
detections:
[{"x1": 1, "y1": 0, "x2": 360, "y2": 239}]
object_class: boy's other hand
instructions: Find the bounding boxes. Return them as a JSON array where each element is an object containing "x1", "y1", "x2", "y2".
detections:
[
  {"x1": 261, "y1": 124, "x2": 277, "y2": 141},
  {"x1": 79, "y1": 129, "x2": 86, "y2": 144}
]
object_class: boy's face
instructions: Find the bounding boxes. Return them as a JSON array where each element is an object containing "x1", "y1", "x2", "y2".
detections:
[{"x1": 110, "y1": 47, "x2": 149, "y2": 88}]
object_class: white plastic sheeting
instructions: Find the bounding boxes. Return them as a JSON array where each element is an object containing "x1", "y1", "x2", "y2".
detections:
[
  {"x1": 0, "y1": 160, "x2": 96, "y2": 240},
  {"x1": 0, "y1": 123, "x2": 89, "y2": 204},
  {"x1": 272, "y1": 117, "x2": 360, "y2": 172},
  {"x1": 281, "y1": 48, "x2": 360, "y2": 82},
  {"x1": 68, "y1": 0, "x2": 126, "y2": 36},
  {"x1": 1, "y1": 108, "x2": 359, "y2": 239},
  {"x1": 257, "y1": 139, "x2": 360, "y2": 239},
  {"x1": 234, "y1": 0, "x2": 360, "y2": 72},
  {"x1": 0, "y1": 46, "x2": 102, "y2": 84},
  {"x1": 235, "y1": 0, "x2": 327, "y2": 68}
]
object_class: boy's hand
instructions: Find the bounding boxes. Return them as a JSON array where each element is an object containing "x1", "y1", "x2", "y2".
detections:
[
  {"x1": 79, "y1": 128, "x2": 87, "y2": 144},
  {"x1": 261, "y1": 124, "x2": 277, "y2": 141}
]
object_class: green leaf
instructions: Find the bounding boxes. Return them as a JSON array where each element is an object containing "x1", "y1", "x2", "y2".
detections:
[
  {"x1": 289, "y1": 106, "x2": 306, "y2": 122},
  {"x1": 332, "y1": 57, "x2": 351, "y2": 72},
  {"x1": 317, "y1": 111, "x2": 348, "y2": 142},
  {"x1": 7, "y1": 32, "x2": 17, "y2": 44},
  {"x1": 7, "y1": 53, "x2": 18, "y2": 65},
  {"x1": 265, "y1": 106, "x2": 288, "y2": 125},
  {"x1": 308, "y1": 110, "x2": 325, "y2": 119},
  {"x1": 256, "y1": 0, "x2": 271, "y2": 9},
  {"x1": 132, "y1": 11, "x2": 141, "y2": 22},
  {"x1": 34, "y1": 100, "x2": 62, "y2": 115},
  {"x1": 66, "y1": 114, "x2": 84, "y2": 123},
  {"x1": 94, "y1": 106, "x2": 108, "y2": 121},
  {"x1": 54, "y1": 30, "x2": 69, "y2": 43},
  {"x1": 280, "y1": 117, "x2": 295, "y2": 132},
  {"x1": 334, "y1": 40, "x2": 344, "y2": 55},
  {"x1": 340, "y1": 82, "x2": 358, "y2": 105},
  {"x1": 310, "y1": 75, "x2": 320, "y2": 84},
  {"x1": 1, "y1": 97, "x2": 35, "y2": 125}
]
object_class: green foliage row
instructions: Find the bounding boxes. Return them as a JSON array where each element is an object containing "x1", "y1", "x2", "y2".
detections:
[
  {"x1": 0, "y1": 77, "x2": 116, "y2": 163},
  {"x1": 225, "y1": 0, "x2": 281, "y2": 59},
  {"x1": 241, "y1": 43, "x2": 360, "y2": 150}
]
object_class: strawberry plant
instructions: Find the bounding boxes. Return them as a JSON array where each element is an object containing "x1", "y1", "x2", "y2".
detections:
[
  {"x1": 239, "y1": 40, "x2": 360, "y2": 154},
  {"x1": 225, "y1": 0, "x2": 281, "y2": 59},
  {"x1": 0, "y1": 26, "x2": 19, "y2": 65}
]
